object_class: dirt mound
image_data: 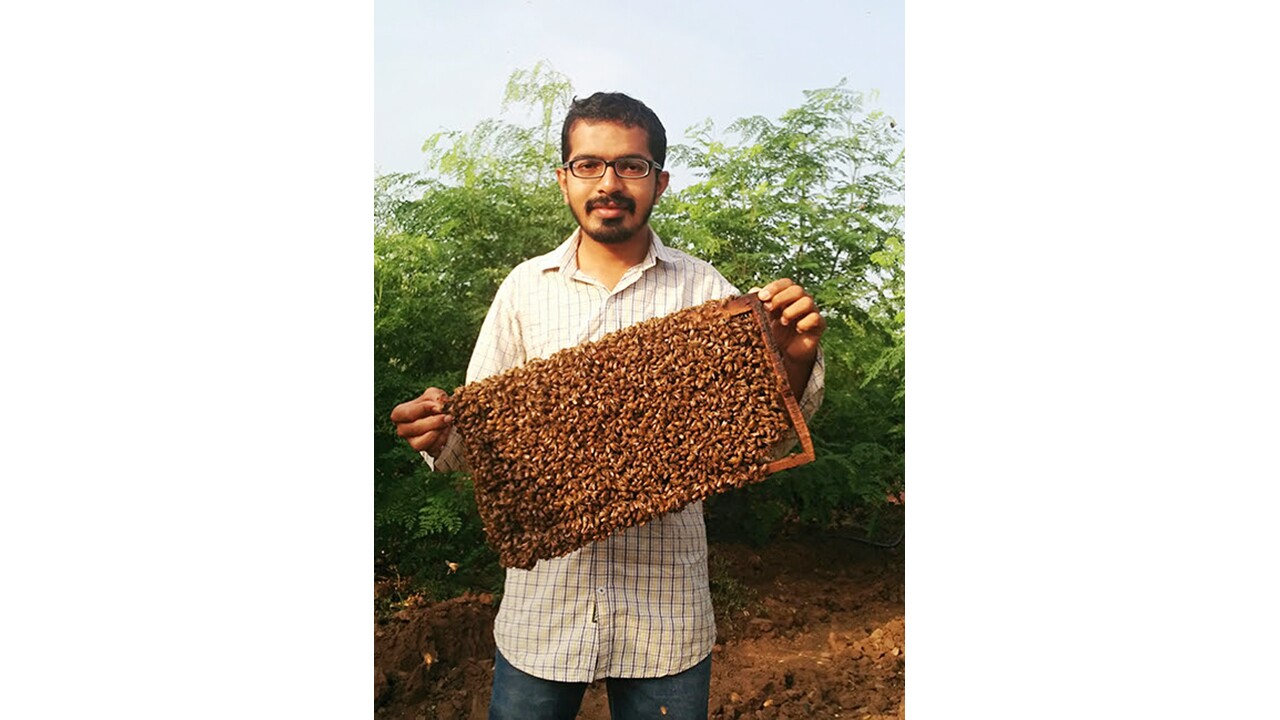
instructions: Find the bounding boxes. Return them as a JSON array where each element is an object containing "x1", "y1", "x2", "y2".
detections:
[
  {"x1": 375, "y1": 592, "x2": 498, "y2": 715},
  {"x1": 375, "y1": 533, "x2": 904, "y2": 719}
]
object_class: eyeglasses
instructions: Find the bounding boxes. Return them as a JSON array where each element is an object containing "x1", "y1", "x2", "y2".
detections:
[{"x1": 562, "y1": 157, "x2": 662, "y2": 179}]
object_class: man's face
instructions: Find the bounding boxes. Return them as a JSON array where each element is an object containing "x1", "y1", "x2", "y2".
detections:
[{"x1": 557, "y1": 120, "x2": 670, "y2": 245}]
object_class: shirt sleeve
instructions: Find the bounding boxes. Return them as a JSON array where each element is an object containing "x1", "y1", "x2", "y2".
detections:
[
  {"x1": 768, "y1": 344, "x2": 825, "y2": 460},
  {"x1": 797, "y1": 345, "x2": 825, "y2": 423},
  {"x1": 422, "y1": 273, "x2": 528, "y2": 473}
]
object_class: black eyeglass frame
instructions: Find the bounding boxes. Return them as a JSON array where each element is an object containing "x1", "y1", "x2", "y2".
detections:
[{"x1": 560, "y1": 157, "x2": 664, "y2": 179}]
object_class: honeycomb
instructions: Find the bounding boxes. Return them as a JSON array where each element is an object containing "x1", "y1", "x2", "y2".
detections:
[{"x1": 446, "y1": 294, "x2": 810, "y2": 569}]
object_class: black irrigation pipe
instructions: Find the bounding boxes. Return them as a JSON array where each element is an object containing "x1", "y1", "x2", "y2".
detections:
[{"x1": 835, "y1": 529, "x2": 904, "y2": 548}]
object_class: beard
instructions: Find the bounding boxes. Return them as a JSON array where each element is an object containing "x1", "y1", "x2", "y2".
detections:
[{"x1": 573, "y1": 191, "x2": 655, "y2": 245}]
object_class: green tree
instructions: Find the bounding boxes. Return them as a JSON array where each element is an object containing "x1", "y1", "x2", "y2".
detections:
[
  {"x1": 374, "y1": 65, "x2": 576, "y2": 602},
  {"x1": 653, "y1": 82, "x2": 905, "y2": 541},
  {"x1": 375, "y1": 66, "x2": 905, "y2": 600}
]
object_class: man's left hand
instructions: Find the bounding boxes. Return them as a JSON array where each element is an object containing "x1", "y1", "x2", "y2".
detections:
[{"x1": 757, "y1": 278, "x2": 826, "y2": 397}]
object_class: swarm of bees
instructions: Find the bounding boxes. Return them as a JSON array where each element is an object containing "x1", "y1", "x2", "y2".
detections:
[{"x1": 447, "y1": 294, "x2": 808, "y2": 570}]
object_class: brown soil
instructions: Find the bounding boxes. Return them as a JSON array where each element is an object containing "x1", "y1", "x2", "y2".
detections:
[{"x1": 375, "y1": 532, "x2": 904, "y2": 719}]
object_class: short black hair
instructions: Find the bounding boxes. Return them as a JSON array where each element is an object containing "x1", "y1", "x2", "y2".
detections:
[{"x1": 560, "y1": 92, "x2": 667, "y2": 167}]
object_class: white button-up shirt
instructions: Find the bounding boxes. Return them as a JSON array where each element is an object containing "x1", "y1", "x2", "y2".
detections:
[{"x1": 429, "y1": 229, "x2": 824, "y2": 681}]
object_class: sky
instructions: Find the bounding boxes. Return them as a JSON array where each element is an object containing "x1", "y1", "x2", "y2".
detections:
[{"x1": 375, "y1": 0, "x2": 904, "y2": 187}]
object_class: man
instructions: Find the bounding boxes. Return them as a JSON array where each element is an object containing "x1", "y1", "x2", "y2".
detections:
[{"x1": 390, "y1": 92, "x2": 826, "y2": 719}]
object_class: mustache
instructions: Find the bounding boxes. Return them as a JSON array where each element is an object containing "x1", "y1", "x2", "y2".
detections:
[{"x1": 585, "y1": 193, "x2": 636, "y2": 213}]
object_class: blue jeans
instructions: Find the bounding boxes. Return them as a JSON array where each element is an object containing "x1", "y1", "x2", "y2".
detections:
[{"x1": 488, "y1": 649, "x2": 711, "y2": 720}]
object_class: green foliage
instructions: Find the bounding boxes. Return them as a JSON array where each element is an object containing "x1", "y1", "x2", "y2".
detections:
[
  {"x1": 502, "y1": 60, "x2": 574, "y2": 162},
  {"x1": 374, "y1": 464, "x2": 503, "y2": 602},
  {"x1": 656, "y1": 81, "x2": 905, "y2": 542},
  {"x1": 708, "y1": 552, "x2": 756, "y2": 619},
  {"x1": 374, "y1": 64, "x2": 577, "y2": 602},
  {"x1": 375, "y1": 64, "x2": 905, "y2": 600}
]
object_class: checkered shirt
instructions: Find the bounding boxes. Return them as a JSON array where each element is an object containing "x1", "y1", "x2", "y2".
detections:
[{"x1": 428, "y1": 230, "x2": 825, "y2": 682}]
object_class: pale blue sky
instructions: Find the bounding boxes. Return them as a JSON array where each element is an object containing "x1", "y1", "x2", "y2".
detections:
[{"x1": 375, "y1": 0, "x2": 904, "y2": 187}]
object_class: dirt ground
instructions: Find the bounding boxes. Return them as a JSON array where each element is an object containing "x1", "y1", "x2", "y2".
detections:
[{"x1": 375, "y1": 530, "x2": 904, "y2": 719}]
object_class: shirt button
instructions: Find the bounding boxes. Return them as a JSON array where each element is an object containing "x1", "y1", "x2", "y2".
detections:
[{"x1": 597, "y1": 587, "x2": 606, "y2": 594}]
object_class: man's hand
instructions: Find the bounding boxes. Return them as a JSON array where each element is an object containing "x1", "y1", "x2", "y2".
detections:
[
  {"x1": 390, "y1": 387, "x2": 453, "y2": 456},
  {"x1": 756, "y1": 278, "x2": 826, "y2": 397}
]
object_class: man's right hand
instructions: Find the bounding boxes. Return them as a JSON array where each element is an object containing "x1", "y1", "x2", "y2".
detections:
[{"x1": 390, "y1": 387, "x2": 453, "y2": 456}]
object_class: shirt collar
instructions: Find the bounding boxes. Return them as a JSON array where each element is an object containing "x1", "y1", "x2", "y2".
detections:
[
  {"x1": 649, "y1": 231, "x2": 678, "y2": 264},
  {"x1": 538, "y1": 228, "x2": 676, "y2": 277},
  {"x1": 537, "y1": 233, "x2": 581, "y2": 276}
]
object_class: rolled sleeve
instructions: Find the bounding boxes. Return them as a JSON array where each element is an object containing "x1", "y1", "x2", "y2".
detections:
[
  {"x1": 421, "y1": 429, "x2": 469, "y2": 473},
  {"x1": 797, "y1": 345, "x2": 825, "y2": 423},
  {"x1": 771, "y1": 346, "x2": 825, "y2": 459}
]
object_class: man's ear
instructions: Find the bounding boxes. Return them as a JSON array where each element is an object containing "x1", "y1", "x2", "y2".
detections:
[
  {"x1": 653, "y1": 169, "x2": 671, "y2": 202},
  {"x1": 556, "y1": 167, "x2": 571, "y2": 205}
]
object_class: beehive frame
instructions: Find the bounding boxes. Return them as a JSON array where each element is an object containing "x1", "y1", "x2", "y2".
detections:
[
  {"x1": 721, "y1": 293, "x2": 815, "y2": 474},
  {"x1": 448, "y1": 292, "x2": 815, "y2": 569}
]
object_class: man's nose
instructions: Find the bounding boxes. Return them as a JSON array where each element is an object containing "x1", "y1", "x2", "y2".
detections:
[{"x1": 597, "y1": 164, "x2": 624, "y2": 190}]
